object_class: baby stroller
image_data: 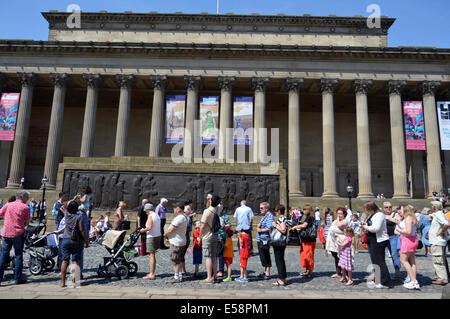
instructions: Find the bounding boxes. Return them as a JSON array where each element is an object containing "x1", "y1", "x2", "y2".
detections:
[
  {"x1": 24, "y1": 223, "x2": 59, "y2": 275},
  {"x1": 97, "y1": 228, "x2": 140, "y2": 280}
]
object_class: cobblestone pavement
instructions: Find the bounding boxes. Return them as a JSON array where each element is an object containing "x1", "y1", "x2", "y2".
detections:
[{"x1": 0, "y1": 241, "x2": 447, "y2": 299}]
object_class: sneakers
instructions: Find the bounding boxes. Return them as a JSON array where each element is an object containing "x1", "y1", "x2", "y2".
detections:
[
  {"x1": 223, "y1": 277, "x2": 232, "y2": 282},
  {"x1": 235, "y1": 277, "x2": 248, "y2": 282},
  {"x1": 404, "y1": 281, "x2": 420, "y2": 290},
  {"x1": 374, "y1": 284, "x2": 389, "y2": 289},
  {"x1": 235, "y1": 277, "x2": 242, "y2": 282},
  {"x1": 404, "y1": 276, "x2": 411, "y2": 284},
  {"x1": 367, "y1": 280, "x2": 376, "y2": 288}
]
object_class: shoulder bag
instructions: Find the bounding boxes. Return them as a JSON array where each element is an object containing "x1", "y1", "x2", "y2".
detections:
[
  {"x1": 71, "y1": 216, "x2": 84, "y2": 242},
  {"x1": 270, "y1": 218, "x2": 287, "y2": 247},
  {"x1": 299, "y1": 216, "x2": 318, "y2": 241}
]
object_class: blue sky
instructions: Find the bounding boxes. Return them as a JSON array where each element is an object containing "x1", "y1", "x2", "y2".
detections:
[{"x1": 1, "y1": 0, "x2": 449, "y2": 47}]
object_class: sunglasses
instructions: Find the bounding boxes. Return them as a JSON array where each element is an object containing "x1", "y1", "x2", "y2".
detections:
[{"x1": 384, "y1": 206, "x2": 392, "y2": 209}]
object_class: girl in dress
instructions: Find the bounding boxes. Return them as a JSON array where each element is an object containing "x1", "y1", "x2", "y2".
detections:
[{"x1": 333, "y1": 226, "x2": 355, "y2": 286}]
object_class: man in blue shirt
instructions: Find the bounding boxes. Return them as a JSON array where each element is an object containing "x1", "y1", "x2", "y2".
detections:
[
  {"x1": 234, "y1": 200, "x2": 254, "y2": 254},
  {"x1": 256, "y1": 202, "x2": 274, "y2": 279}
]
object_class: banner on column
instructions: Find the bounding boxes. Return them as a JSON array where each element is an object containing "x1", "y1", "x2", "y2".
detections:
[
  {"x1": 403, "y1": 101, "x2": 426, "y2": 150},
  {"x1": 0, "y1": 93, "x2": 20, "y2": 141},
  {"x1": 200, "y1": 96, "x2": 219, "y2": 144},
  {"x1": 437, "y1": 101, "x2": 450, "y2": 150},
  {"x1": 233, "y1": 97, "x2": 253, "y2": 145},
  {"x1": 165, "y1": 95, "x2": 186, "y2": 144}
]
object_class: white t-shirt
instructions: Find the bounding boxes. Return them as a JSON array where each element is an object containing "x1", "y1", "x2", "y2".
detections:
[
  {"x1": 429, "y1": 211, "x2": 449, "y2": 246},
  {"x1": 366, "y1": 212, "x2": 389, "y2": 243},
  {"x1": 146, "y1": 212, "x2": 161, "y2": 238},
  {"x1": 168, "y1": 213, "x2": 188, "y2": 246},
  {"x1": 315, "y1": 210, "x2": 321, "y2": 221}
]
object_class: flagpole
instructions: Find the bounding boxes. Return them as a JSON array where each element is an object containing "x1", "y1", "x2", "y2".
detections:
[{"x1": 217, "y1": 0, "x2": 219, "y2": 15}]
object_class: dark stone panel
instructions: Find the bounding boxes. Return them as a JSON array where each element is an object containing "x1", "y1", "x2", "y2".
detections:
[{"x1": 63, "y1": 170, "x2": 280, "y2": 214}]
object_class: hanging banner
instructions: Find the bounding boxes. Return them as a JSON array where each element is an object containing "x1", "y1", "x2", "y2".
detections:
[
  {"x1": 165, "y1": 95, "x2": 186, "y2": 144},
  {"x1": 200, "y1": 96, "x2": 219, "y2": 144},
  {"x1": 437, "y1": 101, "x2": 450, "y2": 150},
  {"x1": 403, "y1": 101, "x2": 426, "y2": 150},
  {"x1": 233, "y1": 97, "x2": 253, "y2": 145},
  {"x1": 0, "y1": 93, "x2": 20, "y2": 141}
]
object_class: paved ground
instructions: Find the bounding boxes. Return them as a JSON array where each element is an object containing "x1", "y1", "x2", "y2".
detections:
[{"x1": 0, "y1": 241, "x2": 447, "y2": 299}]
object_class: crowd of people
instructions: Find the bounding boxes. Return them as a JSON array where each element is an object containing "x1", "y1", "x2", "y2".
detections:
[{"x1": 0, "y1": 189, "x2": 449, "y2": 290}]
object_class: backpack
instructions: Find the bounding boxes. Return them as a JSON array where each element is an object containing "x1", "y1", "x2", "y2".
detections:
[{"x1": 211, "y1": 212, "x2": 221, "y2": 234}]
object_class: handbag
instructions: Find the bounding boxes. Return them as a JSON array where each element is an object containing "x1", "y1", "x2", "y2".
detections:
[
  {"x1": 287, "y1": 229, "x2": 301, "y2": 246},
  {"x1": 71, "y1": 221, "x2": 83, "y2": 242},
  {"x1": 270, "y1": 227, "x2": 287, "y2": 247},
  {"x1": 299, "y1": 217, "x2": 318, "y2": 241},
  {"x1": 360, "y1": 231, "x2": 368, "y2": 244}
]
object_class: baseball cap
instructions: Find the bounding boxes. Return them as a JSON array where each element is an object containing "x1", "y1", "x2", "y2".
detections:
[{"x1": 144, "y1": 203, "x2": 154, "y2": 211}]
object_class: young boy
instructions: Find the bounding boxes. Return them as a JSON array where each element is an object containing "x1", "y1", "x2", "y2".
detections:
[
  {"x1": 349, "y1": 213, "x2": 361, "y2": 253},
  {"x1": 235, "y1": 226, "x2": 250, "y2": 282},
  {"x1": 192, "y1": 221, "x2": 202, "y2": 278},
  {"x1": 222, "y1": 227, "x2": 234, "y2": 282}
]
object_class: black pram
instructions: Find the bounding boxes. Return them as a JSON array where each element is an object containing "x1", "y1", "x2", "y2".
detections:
[{"x1": 24, "y1": 223, "x2": 59, "y2": 275}]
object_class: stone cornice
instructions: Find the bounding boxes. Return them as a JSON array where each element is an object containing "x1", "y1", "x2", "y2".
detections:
[
  {"x1": 0, "y1": 40, "x2": 448, "y2": 61},
  {"x1": 42, "y1": 11, "x2": 396, "y2": 30}
]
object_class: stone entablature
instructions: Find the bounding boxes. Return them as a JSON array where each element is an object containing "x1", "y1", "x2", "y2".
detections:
[{"x1": 43, "y1": 12, "x2": 394, "y2": 47}]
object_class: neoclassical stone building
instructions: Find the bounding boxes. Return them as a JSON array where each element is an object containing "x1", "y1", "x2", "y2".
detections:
[{"x1": 0, "y1": 11, "x2": 449, "y2": 211}]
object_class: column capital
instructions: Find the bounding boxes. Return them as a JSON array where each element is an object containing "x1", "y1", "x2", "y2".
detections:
[
  {"x1": 218, "y1": 76, "x2": 235, "y2": 91},
  {"x1": 17, "y1": 72, "x2": 37, "y2": 87},
  {"x1": 116, "y1": 74, "x2": 136, "y2": 89},
  {"x1": 319, "y1": 78, "x2": 338, "y2": 94},
  {"x1": 286, "y1": 78, "x2": 304, "y2": 93},
  {"x1": 353, "y1": 79, "x2": 373, "y2": 95},
  {"x1": 252, "y1": 77, "x2": 269, "y2": 92},
  {"x1": 421, "y1": 81, "x2": 441, "y2": 97},
  {"x1": 184, "y1": 75, "x2": 201, "y2": 91},
  {"x1": 82, "y1": 74, "x2": 102, "y2": 88},
  {"x1": 50, "y1": 73, "x2": 70, "y2": 88},
  {"x1": 150, "y1": 75, "x2": 168, "y2": 90},
  {"x1": 387, "y1": 80, "x2": 407, "y2": 95}
]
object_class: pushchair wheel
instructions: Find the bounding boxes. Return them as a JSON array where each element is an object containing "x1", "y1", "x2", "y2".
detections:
[
  {"x1": 116, "y1": 265, "x2": 129, "y2": 280},
  {"x1": 97, "y1": 266, "x2": 107, "y2": 278},
  {"x1": 43, "y1": 259, "x2": 55, "y2": 272},
  {"x1": 127, "y1": 262, "x2": 138, "y2": 276},
  {"x1": 29, "y1": 261, "x2": 43, "y2": 275}
]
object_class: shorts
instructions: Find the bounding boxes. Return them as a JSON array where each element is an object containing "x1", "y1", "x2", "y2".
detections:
[
  {"x1": 179, "y1": 243, "x2": 189, "y2": 263},
  {"x1": 146, "y1": 236, "x2": 161, "y2": 254},
  {"x1": 239, "y1": 258, "x2": 248, "y2": 268},
  {"x1": 170, "y1": 244, "x2": 184, "y2": 264},
  {"x1": 61, "y1": 238, "x2": 83, "y2": 262},
  {"x1": 193, "y1": 249, "x2": 202, "y2": 265},
  {"x1": 202, "y1": 239, "x2": 218, "y2": 259},
  {"x1": 224, "y1": 257, "x2": 233, "y2": 265},
  {"x1": 400, "y1": 236, "x2": 418, "y2": 253}
]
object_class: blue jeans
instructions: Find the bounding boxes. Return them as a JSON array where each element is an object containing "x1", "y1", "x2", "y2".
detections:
[
  {"x1": 0, "y1": 235, "x2": 25, "y2": 282},
  {"x1": 217, "y1": 242, "x2": 224, "y2": 273},
  {"x1": 387, "y1": 235, "x2": 401, "y2": 271}
]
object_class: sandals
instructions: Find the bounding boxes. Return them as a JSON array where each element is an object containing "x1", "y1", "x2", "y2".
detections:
[
  {"x1": 339, "y1": 277, "x2": 347, "y2": 283},
  {"x1": 144, "y1": 274, "x2": 156, "y2": 280},
  {"x1": 331, "y1": 274, "x2": 341, "y2": 279},
  {"x1": 345, "y1": 280, "x2": 354, "y2": 286},
  {"x1": 273, "y1": 280, "x2": 286, "y2": 286}
]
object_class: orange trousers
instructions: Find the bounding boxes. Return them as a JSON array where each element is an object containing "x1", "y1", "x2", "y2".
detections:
[{"x1": 300, "y1": 242, "x2": 316, "y2": 271}]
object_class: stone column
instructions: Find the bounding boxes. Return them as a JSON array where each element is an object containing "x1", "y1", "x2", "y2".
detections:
[
  {"x1": 286, "y1": 78, "x2": 304, "y2": 198},
  {"x1": 353, "y1": 79, "x2": 374, "y2": 198},
  {"x1": 320, "y1": 78, "x2": 339, "y2": 198},
  {"x1": 114, "y1": 74, "x2": 135, "y2": 157},
  {"x1": 149, "y1": 75, "x2": 167, "y2": 157},
  {"x1": 218, "y1": 76, "x2": 235, "y2": 162},
  {"x1": 388, "y1": 80, "x2": 409, "y2": 199},
  {"x1": 252, "y1": 77, "x2": 269, "y2": 163},
  {"x1": 422, "y1": 81, "x2": 443, "y2": 198},
  {"x1": 183, "y1": 76, "x2": 201, "y2": 161},
  {"x1": 43, "y1": 73, "x2": 70, "y2": 189},
  {"x1": 0, "y1": 73, "x2": 10, "y2": 187},
  {"x1": 6, "y1": 73, "x2": 36, "y2": 188},
  {"x1": 80, "y1": 74, "x2": 102, "y2": 157}
]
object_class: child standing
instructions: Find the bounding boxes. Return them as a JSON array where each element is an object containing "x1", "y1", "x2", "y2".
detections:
[
  {"x1": 349, "y1": 214, "x2": 361, "y2": 253},
  {"x1": 333, "y1": 227, "x2": 355, "y2": 286},
  {"x1": 192, "y1": 221, "x2": 202, "y2": 278},
  {"x1": 235, "y1": 226, "x2": 250, "y2": 282},
  {"x1": 222, "y1": 228, "x2": 234, "y2": 282}
]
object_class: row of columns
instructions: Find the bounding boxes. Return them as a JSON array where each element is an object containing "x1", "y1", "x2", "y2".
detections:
[{"x1": 3, "y1": 72, "x2": 443, "y2": 199}]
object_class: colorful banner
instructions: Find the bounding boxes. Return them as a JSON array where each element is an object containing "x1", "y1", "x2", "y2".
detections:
[
  {"x1": 233, "y1": 97, "x2": 253, "y2": 145},
  {"x1": 200, "y1": 96, "x2": 219, "y2": 144},
  {"x1": 403, "y1": 101, "x2": 426, "y2": 150},
  {"x1": 437, "y1": 101, "x2": 450, "y2": 150},
  {"x1": 165, "y1": 95, "x2": 186, "y2": 144},
  {"x1": 0, "y1": 93, "x2": 20, "y2": 141}
]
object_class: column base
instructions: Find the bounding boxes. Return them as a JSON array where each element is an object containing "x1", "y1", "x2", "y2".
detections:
[
  {"x1": 5, "y1": 182, "x2": 20, "y2": 189},
  {"x1": 392, "y1": 194, "x2": 411, "y2": 199},
  {"x1": 357, "y1": 193, "x2": 374, "y2": 199},
  {"x1": 41, "y1": 184, "x2": 56, "y2": 190},
  {"x1": 289, "y1": 191, "x2": 304, "y2": 199},
  {"x1": 321, "y1": 192, "x2": 339, "y2": 198}
]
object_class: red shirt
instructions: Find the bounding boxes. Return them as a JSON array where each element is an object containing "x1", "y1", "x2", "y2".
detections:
[
  {"x1": 0, "y1": 200, "x2": 31, "y2": 238},
  {"x1": 239, "y1": 232, "x2": 250, "y2": 259},
  {"x1": 193, "y1": 229, "x2": 202, "y2": 249}
]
